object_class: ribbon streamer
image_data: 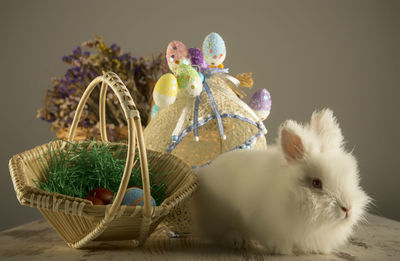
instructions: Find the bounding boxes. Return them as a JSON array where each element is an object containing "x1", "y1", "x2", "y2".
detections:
[
  {"x1": 201, "y1": 81, "x2": 226, "y2": 140},
  {"x1": 191, "y1": 68, "x2": 231, "y2": 142},
  {"x1": 193, "y1": 95, "x2": 201, "y2": 141},
  {"x1": 171, "y1": 98, "x2": 195, "y2": 142}
]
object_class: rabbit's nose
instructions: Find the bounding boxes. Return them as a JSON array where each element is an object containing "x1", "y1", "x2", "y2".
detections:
[{"x1": 341, "y1": 206, "x2": 350, "y2": 213}]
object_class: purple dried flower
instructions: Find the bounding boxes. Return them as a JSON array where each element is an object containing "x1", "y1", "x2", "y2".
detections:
[
  {"x1": 38, "y1": 37, "x2": 169, "y2": 138},
  {"x1": 58, "y1": 86, "x2": 68, "y2": 97},
  {"x1": 110, "y1": 43, "x2": 121, "y2": 53},
  {"x1": 134, "y1": 65, "x2": 140, "y2": 76},
  {"x1": 73, "y1": 46, "x2": 82, "y2": 57},
  {"x1": 81, "y1": 118, "x2": 91, "y2": 127},
  {"x1": 62, "y1": 56, "x2": 72, "y2": 63},
  {"x1": 88, "y1": 71, "x2": 98, "y2": 78},
  {"x1": 119, "y1": 53, "x2": 130, "y2": 60}
]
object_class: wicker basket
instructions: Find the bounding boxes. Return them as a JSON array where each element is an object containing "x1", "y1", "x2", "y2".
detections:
[{"x1": 9, "y1": 72, "x2": 197, "y2": 248}]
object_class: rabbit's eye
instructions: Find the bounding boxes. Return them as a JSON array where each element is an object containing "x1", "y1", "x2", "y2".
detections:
[{"x1": 312, "y1": 178, "x2": 322, "y2": 189}]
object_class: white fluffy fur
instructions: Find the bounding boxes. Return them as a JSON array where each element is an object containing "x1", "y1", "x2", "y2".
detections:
[{"x1": 193, "y1": 109, "x2": 370, "y2": 254}]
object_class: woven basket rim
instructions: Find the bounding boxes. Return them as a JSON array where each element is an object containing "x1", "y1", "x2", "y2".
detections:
[{"x1": 9, "y1": 140, "x2": 198, "y2": 218}]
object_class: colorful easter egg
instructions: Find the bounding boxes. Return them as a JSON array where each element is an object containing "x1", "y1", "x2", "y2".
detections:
[
  {"x1": 177, "y1": 64, "x2": 203, "y2": 97},
  {"x1": 153, "y1": 73, "x2": 178, "y2": 108},
  {"x1": 120, "y1": 187, "x2": 156, "y2": 207},
  {"x1": 202, "y1": 32, "x2": 226, "y2": 67},
  {"x1": 87, "y1": 188, "x2": 114, "y2": 204},
  {"x1": 166, "y1": 40, "x2": 191, "y2": 74},
  {"x1": 248, "y1": 89, "x2": 271, "y2": 121},
  {"x1": 85, "y1": 196, "x2": 105, "y2": 205},
  {"x1": 188, "y1": 48, "x2": 208, "y2": 72}
]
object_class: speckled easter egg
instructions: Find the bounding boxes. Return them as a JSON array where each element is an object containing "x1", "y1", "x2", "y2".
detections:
[
  {"x1": 120, "y1": 187, "x2": 156, "y2": 207},
  {"x1": 176, "y1": 64, "x2": 203, "y2": 97},
  {"x1": 188, "y1": 48, "x2": 208, "y2": 72},
  {"x1": 248, "y1": 89, "x2": 271, "y2": 121},
  {"x1": 202, "y1": 32, "x2": 226, "y2": 67},
  {"x1": 166, "y1": 40, "x2": 191, "y2": 74},
  {"x1": 153, "y1": 73, "x2": 178, "y2": 108}
]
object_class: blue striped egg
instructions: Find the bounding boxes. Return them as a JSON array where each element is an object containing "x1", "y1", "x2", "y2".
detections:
[{"x1": 120, "y1": 187, "x2": 156, "y2": 207}]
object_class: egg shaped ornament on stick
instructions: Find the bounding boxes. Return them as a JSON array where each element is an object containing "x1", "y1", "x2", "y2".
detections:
[
  {"x1": 202, "y1": 32, "x2": 226, "y2": 68},
  {"x1": 166, "y1": 40, "x2": 191, "y2": 74},
  {"x1": 153, "y1": 73, "x2": 178, "y2": 108},
  {"x1": 177, "y1": 64, "x2": 203, "y2": 98},
  {"x1": 248, "y1": 89, "x2": 271, "y2": 121}
]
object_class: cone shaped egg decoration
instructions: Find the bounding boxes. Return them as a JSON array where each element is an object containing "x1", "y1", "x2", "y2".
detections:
[
  {"x1": 145, "y1": 33, "x2": 267, "y2": 170},
  {"x1": 145, "y1": 34, "x2": 269, "y2": 234}
]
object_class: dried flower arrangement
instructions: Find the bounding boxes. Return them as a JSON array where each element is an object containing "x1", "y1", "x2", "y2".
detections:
[
  {"x1": 34, "y1": 140, "x2": 169, "y2": 205},
  {"x1": 37, "y1": 36, "x2": 169, "y2": 141}
]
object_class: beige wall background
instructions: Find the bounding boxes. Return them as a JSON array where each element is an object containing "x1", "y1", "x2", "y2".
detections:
[{"x1": 0, "y1": 0, "x2": 399, "y2": 231}]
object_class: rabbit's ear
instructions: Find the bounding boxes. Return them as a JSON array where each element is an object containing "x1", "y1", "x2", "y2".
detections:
[
  {"x1": 279, "y1": 121, "x2": 305, "y2": 162},
  {"x1": 310, "y1": 108, "x2": 344, "y2": 150}
]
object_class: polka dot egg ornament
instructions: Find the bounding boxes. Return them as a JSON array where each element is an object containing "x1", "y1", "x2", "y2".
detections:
[
  {"x1": 202, "y1": 32, "x2": 226, "y2": 68},
  {"x1": 176, "y1": 64, "x2": 203, "y2": 97},
  {"x1": 248, "y1": 88, "x2": 271, "y2": 121},
  {"x1": 153, "y1": 73, "x2": 178, "y2": 108},
  {"x1": 166, "y1": 40, "x2": 191, "y2": 74},
  {"x1": 120, "y1": 187, "x2": 156, "y2": 207}
]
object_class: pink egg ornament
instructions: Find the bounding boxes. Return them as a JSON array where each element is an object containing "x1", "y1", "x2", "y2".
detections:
[{"x1": 166, "y1": 40, "x2": 191, "y2": 74}]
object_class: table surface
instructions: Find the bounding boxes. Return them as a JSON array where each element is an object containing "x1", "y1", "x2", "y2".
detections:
[{"x1": 0, "y1": 214, "x2": 399, "y2": 261}]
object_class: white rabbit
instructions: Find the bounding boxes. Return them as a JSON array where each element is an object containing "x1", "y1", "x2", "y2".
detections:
[{"x1": 193, "y1": 109, "x2": 370, "y2": 254}]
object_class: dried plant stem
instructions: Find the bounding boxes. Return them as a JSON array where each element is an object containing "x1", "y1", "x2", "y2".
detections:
[{"x1": 235, "y1": 72, "x2": 254, "y2": 88}]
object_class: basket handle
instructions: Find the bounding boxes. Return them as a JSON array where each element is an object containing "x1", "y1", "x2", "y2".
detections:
[{"x1": 67, "y1": 72, "x2": 152, "y2": 220}]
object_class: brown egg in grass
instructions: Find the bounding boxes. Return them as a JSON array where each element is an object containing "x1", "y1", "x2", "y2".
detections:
[
  {"x1": 85, "y1": 196, "x2": 105, "y2": 205},
  {"x1": 87, "y1": 188, "x2": 114, "y2": 204}
]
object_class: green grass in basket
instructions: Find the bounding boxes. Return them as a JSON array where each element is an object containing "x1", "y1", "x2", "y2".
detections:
[{"x1": 34, "y1": 139, "x2": 168, "y2": 205}]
